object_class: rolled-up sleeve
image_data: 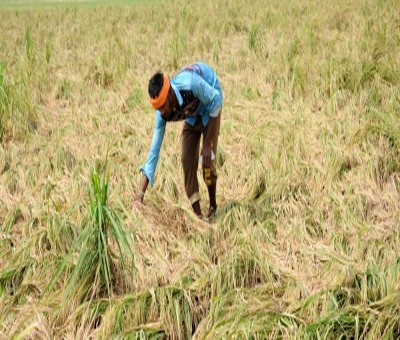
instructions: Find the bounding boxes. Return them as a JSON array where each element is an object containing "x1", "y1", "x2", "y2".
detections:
[
  {"x1": 191, "y1": 73, "x2": 222, "y2": 118},
  {"x1": 140, "y1": 111, "x2": 166, "y2": 187}
]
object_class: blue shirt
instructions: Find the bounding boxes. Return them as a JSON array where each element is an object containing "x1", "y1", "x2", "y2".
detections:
[{"x1": 141, "y1": 62, "x2": 223, "y2": 187}]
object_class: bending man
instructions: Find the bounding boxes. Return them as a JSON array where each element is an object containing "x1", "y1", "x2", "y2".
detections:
[{"x1": 135, "y1": 62, "x2": 223, "y2": 219}]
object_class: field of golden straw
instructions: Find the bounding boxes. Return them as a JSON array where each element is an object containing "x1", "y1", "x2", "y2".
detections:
[{"x1": 1, "y1": 0, "x2": 400, "y2": 338}]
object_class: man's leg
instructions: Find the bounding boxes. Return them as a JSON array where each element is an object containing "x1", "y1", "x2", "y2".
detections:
[
  {"x1": 182, "y1": 119, "x2": 202, "y2": 216},
  {"x1": 202, "y1": 111, "x2": 221, "y2": 217}
]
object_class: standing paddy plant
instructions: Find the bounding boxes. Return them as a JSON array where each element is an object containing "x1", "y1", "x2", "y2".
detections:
[
  {"x1": 85, "y1": 169, "x2": 135, "y2": 297},
  {"x1": 169, "y1": 29, "x2": 188, "y2": 69},
  {"x1": 45, "y1": 167, "x2": 135, "y2": 300},
  {"x1": 57, "y1": 78, "x2": 72, "y2": 101},
  {"x1": 0, "y1": 63, "x2": 38, "y2": 142},
  {"x1": 45, "y1": 41, "x2": 51, "y2": 64},
  {"x1": 0, "y1": 63, "x2": 8, "y2": 141},
  {"x1": 248, "y1": 24, "x2": 259, "y2": 51},
  {"x1": 25, "y1": 26, "x2": 32, "y2": 61}
]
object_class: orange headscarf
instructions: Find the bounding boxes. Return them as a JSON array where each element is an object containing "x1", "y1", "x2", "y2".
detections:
[{"x1": 149, "y1": 75, "x2": 170, "y2": 109}]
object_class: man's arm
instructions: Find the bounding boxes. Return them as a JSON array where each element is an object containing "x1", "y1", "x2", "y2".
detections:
[
  {"x1": 136, "y1": 111, "x2": 166, "y2": 203},
  {"x1": 135, "y1": 175, "x2": 149, "y2": 203}
]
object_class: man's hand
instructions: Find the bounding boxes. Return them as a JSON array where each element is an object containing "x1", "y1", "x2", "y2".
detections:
[
  {"x1": 201, "y1": 145, "x2": 213, "y2": 167},
  {"x1": 134, "y1": 192, "x2": 144, "y2": 204},
  {"x1": 134, "y1": 175, "x2": 149, "y2": 206}
]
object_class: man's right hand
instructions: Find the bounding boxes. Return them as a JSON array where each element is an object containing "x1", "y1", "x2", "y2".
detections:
[
  {"x1": 134, "y1": 174, "x2": 149, "y2": 205},
  {"x1": 134, "y1": 192, "x2": 144, "y2": 204}
]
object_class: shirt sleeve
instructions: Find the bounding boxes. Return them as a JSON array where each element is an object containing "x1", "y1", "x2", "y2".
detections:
[
  {"x1": 190, "y1": 73, "x2": 222, "y2": 118},
  {"x1": 140, "y1": 110, "x2": 166, "y2": 187}
]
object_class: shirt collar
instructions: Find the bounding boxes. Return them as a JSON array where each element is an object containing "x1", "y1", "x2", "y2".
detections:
[{"x1": 170, "y1": 82, "x2": 183, "y2": 107}]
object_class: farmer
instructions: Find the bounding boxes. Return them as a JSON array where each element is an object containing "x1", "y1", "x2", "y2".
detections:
[{"x1": 135, "y1": 62, "x2": 223, "y2": 219}]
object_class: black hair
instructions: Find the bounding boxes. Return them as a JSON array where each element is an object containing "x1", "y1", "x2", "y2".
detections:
[{"x1": 148, "y1": 71, "x2": 164, "y2": 99}]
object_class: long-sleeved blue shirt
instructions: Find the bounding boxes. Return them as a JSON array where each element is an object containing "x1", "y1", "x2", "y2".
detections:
[{"x1": 141, "y1": 62, "x2": 223, "y2": 187}]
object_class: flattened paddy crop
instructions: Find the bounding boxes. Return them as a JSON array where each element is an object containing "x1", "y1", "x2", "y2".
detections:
[{"x1": 0, "y1": 0, "x2": 399, "y2": 338}]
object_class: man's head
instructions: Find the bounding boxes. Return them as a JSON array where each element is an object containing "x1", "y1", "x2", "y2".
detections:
[{"x1": 148, "y1": 71, "x2": 174, "y2": 118}]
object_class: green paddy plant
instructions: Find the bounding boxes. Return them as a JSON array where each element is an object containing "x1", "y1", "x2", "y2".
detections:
[
  {"x1": 248, "y1": 24, "x2": 259, "y2": 51},
  {"x1": 45, "y1": 168, "x2": 135, "y2": 299},
  {"x1": 1, "y1": 206, "x2": 22, "y2": 234},
  {"x1": 25, "y1": 26, "x2": 32, "y2": 61},
  {"x1": 0, "y1": 64, "x2": 38, "y2": 141},
  {"x1": 169, "y1": 29, "x2": 188, "y2": 69},
  {"x1": 212, "y1": 41, "x2": 220, "y2": 64},
  {"x1": 57, "y1": 78, "x2": 72, "y2": 101},
  {"x1": 0, "y1": 63, "x2": 9, "y2": 141},
  {"x1": 45, "y1": 41, "x2": 51, "y2": 64}
]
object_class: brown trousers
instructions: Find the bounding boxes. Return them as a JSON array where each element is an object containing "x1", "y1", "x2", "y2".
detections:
[{"x1": 181, "y1": 112, "x2": 221, "y2": 204}]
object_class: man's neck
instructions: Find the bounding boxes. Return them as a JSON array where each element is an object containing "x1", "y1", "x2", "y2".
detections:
[{"x1": 170, "y1": 88, "x2": 178, "y2": 111}]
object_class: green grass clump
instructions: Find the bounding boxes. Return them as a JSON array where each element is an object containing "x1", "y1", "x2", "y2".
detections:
[
  {"x1": 45, "y1": 168, "x2": 135, "y2": 300},
  {"x1": 0, "y1": 63, "x2": 38, "y2": 142}
]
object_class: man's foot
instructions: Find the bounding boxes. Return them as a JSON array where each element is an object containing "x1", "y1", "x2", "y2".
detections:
[
  {"x1": 192, "y1": 201, "x2": 202, "y2": 217},
  {"x1": 206, "y1": 205, "x2": 217, "y2": 219}
]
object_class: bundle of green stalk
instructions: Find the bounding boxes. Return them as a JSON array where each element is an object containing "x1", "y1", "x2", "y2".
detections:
[{"x1": 44, "y1": 169, "x2": 135, "y2": 300}]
